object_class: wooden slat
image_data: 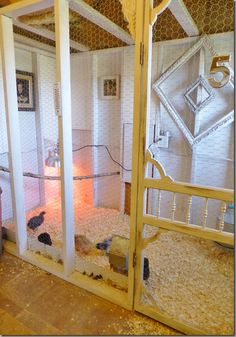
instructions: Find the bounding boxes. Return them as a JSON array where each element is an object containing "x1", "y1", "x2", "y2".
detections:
[
  {"x1": 171, "y1": 192, "x2": 176, "y2": 220},
  {"x1": 14, "y1": 19, "x2": 89, "y2": 52},
  {"x1": 144, "y1": 178, "x2": 234, "y2": 202},
  {"x1": 143, "y1": 214, "x2": 234, "y2": 246},
  {"x1": 0, "y1": 0, "x2": 53, "y2": 18},
  {"x1": 54, "y1": 0, "x2": 75, "y2": 276},
  {"x1": 202, "y1": 197, "x2": 209, "y2": 228},
  {"x1": 219, "y1": 201, "x2": 227, "y2": 231},
  {"x1": 169, "y1": 0, "x2": 199, "y2": 36},
  {"x1": 125, "y1": 182, "x2": 131, "y2": 215},
  {"x1": 70, "y1": 0, "x2": 134, "y2": 45},
  {"x1": 0, "y1": 14, "x2": 27, "y2": 254},
  {"x1": 186, "y1": 195, "x2": 192, "y2": 225}
]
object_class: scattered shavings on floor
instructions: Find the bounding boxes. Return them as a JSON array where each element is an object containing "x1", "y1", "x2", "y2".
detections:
[{"x1": 3, "y1": 198, "x2": 234, "y2": 335}]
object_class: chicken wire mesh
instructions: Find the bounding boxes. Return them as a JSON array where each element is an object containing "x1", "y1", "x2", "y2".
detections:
[
  {"x1": 141, "y1": 223, "x2": 234, "y2": 335},
  {"x1": 147, "y1": 31, "x2": 234, "y2": 231},
  {"x1": 0, "y1": 3, "x2": 135, "y2": 290}
]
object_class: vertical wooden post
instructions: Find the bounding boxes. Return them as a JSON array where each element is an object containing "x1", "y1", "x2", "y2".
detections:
[
  {"x1": 128, "y1": 0, "x2": 154, "y2": 307},
  {"x1": 133, "y1": 0, "x2": 154, "y2": 308},
  {"x1": 32, "y1": 52, "x2": 46, "y2": 205},
  {"x1": 54, "y1": 0, "x2": 75, "y2": 275},
  {"x1": 0, "y1": 15, "x2": 27, "y2": 254}
]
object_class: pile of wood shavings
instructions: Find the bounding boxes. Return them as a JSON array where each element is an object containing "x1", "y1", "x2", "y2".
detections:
[
  {"x1": 3, "y1": 198, "x2": 130, "y2": 268},
  {"x1": 144, "y1": 230, "x2": 234, "y2": 335},
  {"x1": 108, "y1": 310, "x2": 180, "y2": 335},
  {"x1": 4, "y1": 199, "x2": 234, "y2": 334}
]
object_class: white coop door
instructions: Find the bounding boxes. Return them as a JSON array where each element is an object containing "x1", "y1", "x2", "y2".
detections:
[{"x1": 131, "y1": 1, "x2": 234, "y2": 335}]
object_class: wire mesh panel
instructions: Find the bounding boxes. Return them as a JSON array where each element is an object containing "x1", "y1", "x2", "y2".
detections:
[
  {"x1": 133, "y1": 6, "x2": 234, "y2": 334},
  {"x1": 70, "y1": 47, "x2": 131, "y2": 290},
  {"x1": 141, "y1": 223, "x2": 234, "y2": 335}
]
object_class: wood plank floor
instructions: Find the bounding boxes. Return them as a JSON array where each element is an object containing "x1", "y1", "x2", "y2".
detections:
[{"x1": 0, "y1": 252, "x2": 179, "y2": 335}]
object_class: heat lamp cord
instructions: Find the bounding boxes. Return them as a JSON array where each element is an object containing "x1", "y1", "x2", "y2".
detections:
[{"x1": 72, "y1": 144, "x2": 132, "y2": 172}]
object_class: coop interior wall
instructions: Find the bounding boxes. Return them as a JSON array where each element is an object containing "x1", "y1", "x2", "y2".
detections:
[{"x1": 0, "y1": 32, "x2": 234, "y2": 228}]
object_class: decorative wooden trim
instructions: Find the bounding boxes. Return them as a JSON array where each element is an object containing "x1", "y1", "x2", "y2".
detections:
[
  {"x1": 145, "y1": 149, "x2": 166, "y2": 178},
  {"x1": 152, "y1": 35, "x2": 234, "y2": 147},
  {"x1": 119, "y1": 0, "x2": 136, "y2": 39},
  {"x1": 168, "y1": 0, "x2": 199, "y2": 36},
  {"x1": 70, "y1": 0, "x2": 134, "y2": 45},
  {"x1": 184, "y1": 75, "x2": 215, "y2": 114},
  {"x1": 151, "y1": 0, "x2": 172, "y2": 25}
]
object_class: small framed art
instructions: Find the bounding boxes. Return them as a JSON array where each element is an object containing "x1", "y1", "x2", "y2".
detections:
[
  {"x1": 100, "y1": 75, "x2": 120, "y2": 100},
  {"x1": 16, "y1": 70, "x2": 35, "y2": 111}
]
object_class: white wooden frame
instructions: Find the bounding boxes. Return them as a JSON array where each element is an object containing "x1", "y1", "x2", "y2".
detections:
[
  {"x1": 129, "y1": 1, "x2": 234, "y2": 335},
  {"x1": 152, "y1": 34, "x2": 234, "y2": 147},
  {"x1": 1, "y1": 0, "x2": 234, "y2": 333},
  {"x1": 1, "y1": 0, "x2": 133, "y2": 312}
]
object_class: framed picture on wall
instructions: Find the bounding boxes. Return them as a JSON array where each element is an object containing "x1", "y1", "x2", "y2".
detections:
[
  {"x1": 100, "y1": 75, "x2": 120, "y2": 100},
  {"x1": 16, "y1": 70, "x2": 35, "y2": 111}
]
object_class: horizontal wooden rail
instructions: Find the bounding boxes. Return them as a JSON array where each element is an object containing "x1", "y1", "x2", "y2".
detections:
[
  {"x1": 143, "y1": 215, "x2": 234, "y2": 245},
  {"x1": 144, "y1": 177, "x2": 234, "y2": 202}
]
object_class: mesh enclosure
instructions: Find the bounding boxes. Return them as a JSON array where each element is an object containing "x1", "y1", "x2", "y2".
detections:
[
  {"x1": 0, "y1": 0, "x2": 234, "y2": 331},
  {"x1": 137, "y1": 16, "x2": 234, "y2": 335},
  {"x1": 141, "y1": 223, "x2": 234, "y2": 335}
]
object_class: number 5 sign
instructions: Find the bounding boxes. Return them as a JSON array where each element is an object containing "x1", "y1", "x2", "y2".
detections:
[{"x1": 208, "y1": 55, "x2": 231, "y2": 88}]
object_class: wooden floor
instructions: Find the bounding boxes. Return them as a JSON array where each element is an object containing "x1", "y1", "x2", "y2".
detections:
[{"x1": 0, "y1": 252, "x2": 178, "y2": 335}]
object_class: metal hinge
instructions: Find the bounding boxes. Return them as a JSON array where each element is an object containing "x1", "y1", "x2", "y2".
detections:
[
  {"x1": 133, "y1": 252, "x2": 136, "y2": 268},
  {"x1": 140, "y1": 42, "x2": 144, "y2": 65}
]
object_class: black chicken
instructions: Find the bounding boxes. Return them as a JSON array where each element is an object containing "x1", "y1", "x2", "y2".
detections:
[
  {"x1": 38, "y1": 232, "x2": 52, "y2": 246},
  {"x1": 27, "y1": 211, "x2": 46, "y2": 230}
]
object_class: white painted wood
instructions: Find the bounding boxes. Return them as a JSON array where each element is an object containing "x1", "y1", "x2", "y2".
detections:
[
  {"x1": 202, "y1": 197, "x2": 208, "y2": 228},
  {"x1": 32, "y1": 52, "x2": 46, "y2": 205},
  {"x1": 14, "y1": 33, "x2": 56, "y2": 55},
  {"x1": 70, "y1": 0, "x2": 134, "y2": 45},
  {"x1": 169, "y1": 0, "x2": 199, "y2": 36},
  {"x1": 133, "y1": 0, "x2": 154, "y2": 312},
  {"x1": 0, "y1": 0, "x2": 53, "y2": 18},
  {"x1": 143, "y1": 214, "x2": 234, "y2": 246},
  {"x1": 144, "y1": 177, "x2": 234, "y2": 202},
  {"x1": 14, "y1": 19, "x2": 90, "y2": 52},
  {"x1": 171, "y1": 192, "x2": 176, "y2": 220},
  {"x1": 219, "y1": 201, "x2": 227, "y2": 231},
  {"x1": 186, "y1": 195, "x2": 192, "y2": 225},
  {"x1": 151, "y1": 0, "x2": 171, "y2": 25},
  {"x1": 54, "y1": 0, "x2": 75, "y2": 276},
  {"x1": 156, "y1": 189, "x2": 161, "y2": 217},
  {"x1": 4, "y1": 240, "x2": 132, "y2": 311},
  {"x1": 0, "y1": 15, "x2": 27, "y2": 254},
  {"x1": 126, "y1": 0, "x2": 145, "y2": 309}
]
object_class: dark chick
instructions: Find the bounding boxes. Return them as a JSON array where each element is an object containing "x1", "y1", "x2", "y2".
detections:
[{"x1": 27, "y1": 211, "x2": 46, "y2": 230}]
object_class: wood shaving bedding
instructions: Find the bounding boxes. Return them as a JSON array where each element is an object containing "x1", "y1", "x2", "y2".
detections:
[{"x1": 3, "y1": 198, "x2": 234, "y2": 335}]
